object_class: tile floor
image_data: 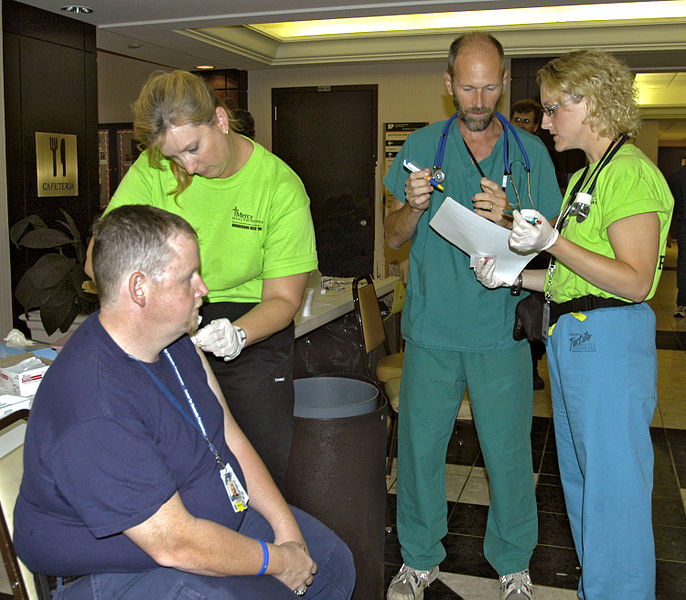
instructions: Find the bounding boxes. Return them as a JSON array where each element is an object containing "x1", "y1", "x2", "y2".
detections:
[{"x1": 384, "y1": 245, "x2": 686, "y2": 599}]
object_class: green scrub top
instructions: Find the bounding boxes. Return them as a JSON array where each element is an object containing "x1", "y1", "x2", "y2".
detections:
[{"x1": 384, "y1": 118, "x2": 562, "y2": 352}]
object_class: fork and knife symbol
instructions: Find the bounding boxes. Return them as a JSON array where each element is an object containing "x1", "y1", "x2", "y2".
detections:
[{"x1": 49, "y1": 136, "x2": 66, "y2": 177}]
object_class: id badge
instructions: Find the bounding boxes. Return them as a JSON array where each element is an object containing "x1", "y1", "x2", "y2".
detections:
[
  {"x1": 542, "y1": 302, "x2": 550, "y2": 343},
  {"x1": 219, "y1": 463, "x2": 249, "y2": 513}
]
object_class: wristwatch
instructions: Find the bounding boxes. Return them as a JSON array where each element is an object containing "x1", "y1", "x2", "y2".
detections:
[
  {"x1": 510, "y1": 273, "x2": 523, "y2": 296},
  {"x1": 235, "y1": 326, "x2": 247, "y2": 349}
]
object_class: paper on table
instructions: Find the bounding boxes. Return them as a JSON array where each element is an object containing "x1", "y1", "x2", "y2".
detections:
[{"x1": 429, "y1": 197, "x2": 537, "y2": 286}]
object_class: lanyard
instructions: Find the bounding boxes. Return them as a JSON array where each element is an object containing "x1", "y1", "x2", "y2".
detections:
[
  {"x1": 553, "y1": 134, "x2": 627, "y2": 231},
  {"x1": 544, "y1": 135, "x2": 628, "y2": 305},
  {"x1": 134, "y1": 349, "x2": 227, "y2": 470}
]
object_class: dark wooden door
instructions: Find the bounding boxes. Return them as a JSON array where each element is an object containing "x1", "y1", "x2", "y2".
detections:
[{"x1": 272, "y1": 85, "x2": 377, "y2": 277}]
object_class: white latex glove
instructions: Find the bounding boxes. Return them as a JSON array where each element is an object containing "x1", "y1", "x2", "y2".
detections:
[
  {"x1": 509, "y1": 209, "x2": 559, "y2": 253},
  {"x1": 474, "y1": 256, "x2": 506, "y2": 289},
  {"x1": 191, "y1": 318, "x2": 245, "y2": 361}
]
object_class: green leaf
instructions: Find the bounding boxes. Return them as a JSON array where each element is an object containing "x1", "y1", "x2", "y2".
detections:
[
  {"x1": 19, "y1": 228, "x2": 74, "y2": 249},
  {"x1": 21, "y1": 254, "x2": 75, "y2": 290},
  {"x1": 57, "y1": 303, "x2": 79, "y2": 333},
  {"x1": 9, "y1": 215, "x2": 48, "y2": 247},
  {"x1": 14, "y1": 275, "x2": 50, "y2": 311},
  {"x1": 59, "y1": 209, "x2": 82, "y2": 246},
  {"x1": 40, "y1": 282, "x2": 78, "y2": 335}
]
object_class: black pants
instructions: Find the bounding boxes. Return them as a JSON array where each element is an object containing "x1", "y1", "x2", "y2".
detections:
[{"x1": 200, "y1": 302, "x2": 295, "y2": 493}]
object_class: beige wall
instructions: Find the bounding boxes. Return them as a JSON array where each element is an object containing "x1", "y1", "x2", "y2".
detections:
[
  {"x1": 97, "y1": 52, "x2": 171, "y2": 123},
  {"x1": 635, "y1": 119, "x2": 660, "y2": 164}
]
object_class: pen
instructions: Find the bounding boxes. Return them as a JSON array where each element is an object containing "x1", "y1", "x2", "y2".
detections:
[
  {"x1": 402, "y1": 160, "x2": 444, "y2": 192},
  {"x1": 503, "y1": 208, "x2": 541, "y2": 226}
]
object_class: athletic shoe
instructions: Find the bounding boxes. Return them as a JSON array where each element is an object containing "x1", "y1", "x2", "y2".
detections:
[
  {"x1": 500, "y1": 569, "x2": 534, "y2": 599},
  {"x1": 387, "y1": 563, "x2": 439, "y2": 600},
  {"x1": 674, "y1": 305, "x2": 686, "y2": 318}
]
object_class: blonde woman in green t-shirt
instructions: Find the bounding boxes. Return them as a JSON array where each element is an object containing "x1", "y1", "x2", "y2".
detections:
[
  {"x1": 476, "y1": 50, "x2": 673, "y2": 600},
  {"x1": 89, "y1": 71, "x2": 317, "y2": 492}
]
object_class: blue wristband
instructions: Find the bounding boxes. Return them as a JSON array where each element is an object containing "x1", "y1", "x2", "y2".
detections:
[{"x1": 255, "y1": 538, "x2": 269, "y2": 576}]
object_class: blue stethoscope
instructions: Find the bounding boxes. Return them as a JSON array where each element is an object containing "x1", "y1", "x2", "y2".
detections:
[{"x1": 432, "y1": 111, "x2": 534, "y2": 210}]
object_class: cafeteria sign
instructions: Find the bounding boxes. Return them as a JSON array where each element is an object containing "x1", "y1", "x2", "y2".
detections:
[{"x1": 35, "y1": 132, "x2": 78, "y2": 197}]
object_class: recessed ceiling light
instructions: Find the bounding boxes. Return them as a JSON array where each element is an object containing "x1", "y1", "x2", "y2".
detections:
[
  {"x1": 61, "y1": 5, "x2": 93, "y2": 14},
  {"x1": 127, "y1": 43, "x2": 142, "y2": 49},
  {"x1": 195, "y1": 65, "x2": 215, "y2": 70}
]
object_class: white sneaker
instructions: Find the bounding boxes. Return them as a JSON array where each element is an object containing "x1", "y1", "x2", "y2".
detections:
[
  {"x1": 500, "y1": 569, "x2": 534, "y2": 599},
  {"x1": 387, "y1": 563, "x2": 439, "y2": 600},
  {"x1": 674, "y1": 305, "x2": 686, "y2": 318}
]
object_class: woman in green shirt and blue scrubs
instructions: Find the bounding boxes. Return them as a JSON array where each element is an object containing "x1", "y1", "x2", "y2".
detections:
[{"x1": 477, "y1": 49, "x2": 673, "y2": 600}]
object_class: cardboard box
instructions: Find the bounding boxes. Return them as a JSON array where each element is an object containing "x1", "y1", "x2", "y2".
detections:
[{"x1": 0, "y1": 353, "x2": 52, "y2": 397}]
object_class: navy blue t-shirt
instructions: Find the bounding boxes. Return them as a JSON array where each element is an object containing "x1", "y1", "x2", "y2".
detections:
[{"x1": 14, "y1": 313, "x2": 247, "y2": 575}]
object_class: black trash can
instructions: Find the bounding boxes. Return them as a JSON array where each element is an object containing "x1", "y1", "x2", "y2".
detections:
[{"x1": 286, "y1": 375, "x2": 386, "y2": 600}]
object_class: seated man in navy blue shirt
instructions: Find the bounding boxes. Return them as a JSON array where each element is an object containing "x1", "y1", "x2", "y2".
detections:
[{"x1": 14, "y1": 205, "x2": 355, "y2": 599}]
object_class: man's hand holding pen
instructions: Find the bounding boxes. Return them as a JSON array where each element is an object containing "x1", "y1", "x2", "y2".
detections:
[
  {"x1": 404, "y1": 169, "x2": 433, "y2": 213},
  {"x1": 473, "y1": 177, "x2": 513, "y2": 228}
]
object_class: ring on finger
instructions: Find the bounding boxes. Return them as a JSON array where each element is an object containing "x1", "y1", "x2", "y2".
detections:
[
  {"x1": 295, "y1": 588, "x2": 307, "y2": 596},
  {"x1": 489, "y1": 202, "x2": 494, "y2": 211}
]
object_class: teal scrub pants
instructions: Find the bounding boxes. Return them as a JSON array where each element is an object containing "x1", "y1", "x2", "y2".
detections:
[
  {"x1": 396, "y1": 341, "x2": 538, "y2": 575},
  {"x1": 547, "y1": 304, "x2": 657, "y2": 600}
]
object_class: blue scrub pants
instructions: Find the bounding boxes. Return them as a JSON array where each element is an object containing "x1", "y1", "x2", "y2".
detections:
[
  {"x1": 396, "y1": 341, "x2": 537, "y2": 576},
  {"x1": 546, "y1": 304, "x2": 657, "y2": 600},
  {"x1": 52, "y1": 506, "x2": 355, "y2": 600}
]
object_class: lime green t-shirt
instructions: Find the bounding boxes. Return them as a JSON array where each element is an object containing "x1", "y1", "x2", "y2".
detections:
[
  {"x1": 548, "y1": 144, "x2": 674, "y2": 303},
  {"x1": 106, "y1": 141, "x2": 318, "y2": 304}
]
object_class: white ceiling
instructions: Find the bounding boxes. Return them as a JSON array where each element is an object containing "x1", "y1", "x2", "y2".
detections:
[{"x1": 13, "y1": 0, "x2": 686, "y2": 140}]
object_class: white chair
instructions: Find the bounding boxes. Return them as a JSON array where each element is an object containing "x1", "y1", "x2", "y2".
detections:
[{"x1": 0, "y1": 409, "x2": 39, "y2": 599}]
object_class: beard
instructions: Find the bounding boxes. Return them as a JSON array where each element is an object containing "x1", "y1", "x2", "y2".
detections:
[{"x1": 452, "y1": 93, "x2": 501, "y2": 132}]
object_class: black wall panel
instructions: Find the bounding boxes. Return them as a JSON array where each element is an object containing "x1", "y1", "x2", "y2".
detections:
[{"x1": 3, "y1": 0, "x2": 98, "y2": 325}]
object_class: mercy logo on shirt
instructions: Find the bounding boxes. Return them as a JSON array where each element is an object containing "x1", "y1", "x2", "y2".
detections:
[{"x1": 231, "y1": 207, "x2": 263, "y2": 231}]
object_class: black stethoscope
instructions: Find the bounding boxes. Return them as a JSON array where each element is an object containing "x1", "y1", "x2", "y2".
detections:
[{"x1": 432, "y1": 111, "x2": 534, "y2": 210}]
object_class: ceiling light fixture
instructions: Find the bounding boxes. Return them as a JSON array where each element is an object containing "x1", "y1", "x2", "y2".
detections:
[
  {"x1": 194, "y1": 65, "x2": 215, "y2": 70},
  {"x1": 249, "y1": 1, "x2": 686, "y2": 39},
  {"x1": 61, "y1": 5, "x2": 93, "y2": 14}
]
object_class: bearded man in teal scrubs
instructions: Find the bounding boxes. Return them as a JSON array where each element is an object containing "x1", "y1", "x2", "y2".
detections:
[{"x1": 384, "y1": 32, "x2": 561, "y2": 600}]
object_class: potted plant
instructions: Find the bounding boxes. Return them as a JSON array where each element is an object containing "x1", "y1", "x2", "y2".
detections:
[{"x1": 10, "y1": 209, "x2": 98, "y2": 340}]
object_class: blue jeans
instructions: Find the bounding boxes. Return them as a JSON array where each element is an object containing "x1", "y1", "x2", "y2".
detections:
[{"x1": 52, "y1": 506, "x2": 355, "y2": 600}]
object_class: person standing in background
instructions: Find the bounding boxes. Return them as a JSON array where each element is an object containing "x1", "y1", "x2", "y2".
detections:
[
  {"x1": 667, "y1": 162, "x2": 686, "y2": 317},
  {"x1": 383, "y1": 32, "x2": 562, "y2": 600},
  {"x1": 232, "y1": 107, "x2": 256, "y2": 140},
  {"x1": 511, "y1": 99, "x2": 543, "y2": 135},
  {"x1": 511, "y1": 98, "x2": 549, "y2": 390}
]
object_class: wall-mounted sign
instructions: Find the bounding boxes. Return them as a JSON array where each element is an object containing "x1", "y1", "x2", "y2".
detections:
[
  {"x1": 383, "y1": 122, "x2": 427, "y2": 215},
  {"x1": 35, "y1": 132, "x2": 78, "y2": 197}
]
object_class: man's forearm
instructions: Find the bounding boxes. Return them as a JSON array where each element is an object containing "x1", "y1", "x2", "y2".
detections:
[
  {"x1": 385, "y1": 202, "x2": 423, "y2": 249},
  {"x1": 124, "y1": 493, "x2": 272, "y2": 577}
]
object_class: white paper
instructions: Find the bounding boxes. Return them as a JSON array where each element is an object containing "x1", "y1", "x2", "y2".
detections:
[{"x1": 429, "y1": 197, "x2": 537, "y2": 286}]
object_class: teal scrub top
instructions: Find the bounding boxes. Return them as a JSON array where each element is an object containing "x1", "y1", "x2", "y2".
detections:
[{"x1": 383, "y1": 118, "x2": 562, "y2": 352}]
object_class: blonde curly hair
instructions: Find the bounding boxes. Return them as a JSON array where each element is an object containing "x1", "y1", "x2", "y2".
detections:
[
  {"x1": 132, "y1": 70, "x2": 237, "y2": 198},
  {"x1": 537, "y1": 49, "x2": 641, "y2": 141}
]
